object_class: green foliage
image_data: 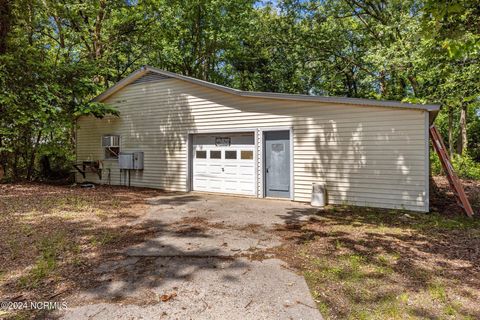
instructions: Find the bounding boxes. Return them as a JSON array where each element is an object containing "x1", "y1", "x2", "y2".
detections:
[
  {"x1": 430, "y1": 151, "x2": 443, "y2": 177},
  {"x1": 451, "y1": 154, "x2": 480, "y2": 180},
  {"x1": 74, "y1": 102, "x2": 120, "y2": 119},
  {"x1": 423, "y1": 0, "x2": 480, "y2": 58},
  {"x1": 431, "y1": 151, "x2": 480, "y2": 180}
]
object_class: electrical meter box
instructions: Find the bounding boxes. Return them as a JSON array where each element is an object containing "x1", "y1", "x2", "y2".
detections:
[
  {"x1": 133, "y1": 152, "x2": 144, "y2": 170},
  {"x1": 119, "y1": 153, "x2": 134, "y2": 169},
  {"x1": 119, "y1": 152, "x2": 144, "y2": 170}
]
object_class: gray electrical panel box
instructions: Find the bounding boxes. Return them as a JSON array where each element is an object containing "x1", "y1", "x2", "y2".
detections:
[
  {"x1": 118, "y1": 152, "x2": 144, "y2": 170},
  {"x1": 119, "y1": 153, "x2": 134, "y2": 169},
  {"x1": 133, "y1": 152, "x2": 144, "y2": 170}
]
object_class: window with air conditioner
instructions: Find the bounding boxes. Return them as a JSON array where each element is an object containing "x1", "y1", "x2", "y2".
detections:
[{"x1": 102, "y1": 135, "x2": 120, "y2": 159}]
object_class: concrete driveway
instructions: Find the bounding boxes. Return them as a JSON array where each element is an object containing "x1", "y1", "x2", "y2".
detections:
[{"x1": 59, "y1": 193, "x2": 322, "y2": 320}]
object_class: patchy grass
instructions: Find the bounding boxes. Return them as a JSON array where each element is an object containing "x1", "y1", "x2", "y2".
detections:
[
  {"x1": 18, "y1": 232, "x2": 69, "y2": 289},
  {"x1": 0, "y1": 183, "x2": 163, "y2": 319},
  {"x1": 90, "y1": 230, "x2": 120, "y2": 247},
  {"x1": 273, "y1": 177, "x2": 480, "y2": 319}
]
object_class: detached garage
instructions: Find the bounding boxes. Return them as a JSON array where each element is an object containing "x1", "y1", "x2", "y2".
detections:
[{"x1": 75, "y1": 66, "x2": 440, "y2": 212}]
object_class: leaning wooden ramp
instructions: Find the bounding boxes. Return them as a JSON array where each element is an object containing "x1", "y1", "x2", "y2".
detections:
[{"x1": 430, "y1": 125, "x2": 474, "y2": 217}]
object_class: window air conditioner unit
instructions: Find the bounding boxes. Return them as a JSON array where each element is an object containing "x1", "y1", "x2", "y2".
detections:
[{"x1": 102, "y1": 135, "x2": 120, "y2": 147}]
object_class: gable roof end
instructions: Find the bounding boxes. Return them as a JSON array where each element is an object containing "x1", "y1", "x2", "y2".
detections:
[{"x1": 93, "y1": 65, "x2": 441, "y2": 112}]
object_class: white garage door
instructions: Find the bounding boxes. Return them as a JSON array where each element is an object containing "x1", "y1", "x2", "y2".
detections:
[{"x1": 192, "y1": 133, "x2": 256, "y2": 195}]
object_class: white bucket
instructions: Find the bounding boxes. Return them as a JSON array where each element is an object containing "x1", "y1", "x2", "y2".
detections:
[{"x1": 311, "y1": 183, "x2": 326, "y2": 207}]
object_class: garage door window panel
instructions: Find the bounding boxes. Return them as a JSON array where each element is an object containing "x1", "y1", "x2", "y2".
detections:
[
  {"x1": 210, "y1": 150, "x2": 221, "y2": 159},
  {"x1": 196, "y1": 150, "x2": 207, "y2": 159},
  {"x1": 241, "y1": 150, "x2": 253, "y2": 160},
  {"x1": 225, "y1": 151, "x2": 237, "y2": 159}
]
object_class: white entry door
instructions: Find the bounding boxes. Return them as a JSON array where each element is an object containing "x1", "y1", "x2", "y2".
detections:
[{"x1": 192, "y1": 133, "x2": 256, "y2": 195}]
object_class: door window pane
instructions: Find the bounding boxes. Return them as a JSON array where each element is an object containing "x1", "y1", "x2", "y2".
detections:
[
  {"x1": 196, "y1": 150, "x2": 207, "y2": 159},
  {"x1": 225, "y1": 151, "x2": 237, "y2": 159},
  {"x1": 241, "y1": 150, "x2": 253, "y2": 160},
  {"x1": 272, "y1": 143, "x2": 284, "y2": 152},
  {"x1": 210, "y1": 150, "x2": 221, "y2": 159}
]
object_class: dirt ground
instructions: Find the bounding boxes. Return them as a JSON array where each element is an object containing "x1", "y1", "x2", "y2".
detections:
[
  {"x1": 430, "y1": 176, "x2": 480, "y2": 216},
  {"x1": 0, "y1": 183, "x2": 164, "y2": 319},
  {"x1": 0, "y1": 177, "x2": 479, "y2": 319}
]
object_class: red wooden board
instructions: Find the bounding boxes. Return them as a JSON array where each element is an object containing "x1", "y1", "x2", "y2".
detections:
[{"x1": 430, "y1": 125, "x2": 474, "y2": 217}]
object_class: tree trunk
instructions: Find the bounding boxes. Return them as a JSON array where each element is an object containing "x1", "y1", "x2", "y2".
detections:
[
  {"x1": 0, "y1": 136, "x2": 5, "y2": 179},
  {"x1": 93, "y1": 0, "x2": 106, "y2": 60},
  {"x1": 53, "y1": 15, "x2": 65, "y2": 49},
  {"x1": 195, "y1": 4, "x2": 203, "y2": 79},
  {"x1": 456, "y1": 102, "x2": 467, "y2": 155},
  {"x1": 0, "y1": 0, "x2": 10, "y2": 54},
  {"x1": 27, "y1": 0, "x2": 34, "y2": 45},
  {"x1": 12, "y1": 151, "x2": 18, "y2": 180},
  {"x1": 448, "y1": 106, "x2": 454, "y2": 159},
  {"x1": 0, "y1": 0, "x2": 7, "y2": 175},
  {"x1": 379, "y1": 70, "x2": 387, "y2": 96},
  {"x1": 26, "y1": 130, "x2": 42, "y2": 180},
  {"x1": 407, "y1": 75, "x2": 419, "y2": 96}
]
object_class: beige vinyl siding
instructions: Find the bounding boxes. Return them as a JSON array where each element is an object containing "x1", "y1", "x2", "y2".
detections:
[{"x1": 76, "y1": 78, "x2": 428, "y2": 211}]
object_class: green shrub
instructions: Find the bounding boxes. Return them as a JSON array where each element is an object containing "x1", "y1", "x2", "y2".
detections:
[
  {"x1": 452, "y1": 154, "x2": 480, "y2": 179},
  {"x1": 430, "y1": 151, "x2": 443, "y2": 176},
  {"x1": 430, "y1": 151, "x2": 480, "y2": 180}
]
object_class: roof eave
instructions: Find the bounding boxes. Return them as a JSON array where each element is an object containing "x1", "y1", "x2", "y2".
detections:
[
  {"x1": 239, "y1": 91, "x2": 440, "y2": 111},
  {"x1": 92, "y1": 66, "x2": 150, "y2": 102}
]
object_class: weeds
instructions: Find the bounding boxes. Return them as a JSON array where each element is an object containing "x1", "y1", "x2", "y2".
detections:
[
  {"x1": 18, "y1": 232, "x2": 69, "y2": 289},
  {"x1": 428, "y1": 281, "x2": 448, "y2": 302},
  {"x1": 90, "y1": 231, "x2": 118, "y2": 246}
]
